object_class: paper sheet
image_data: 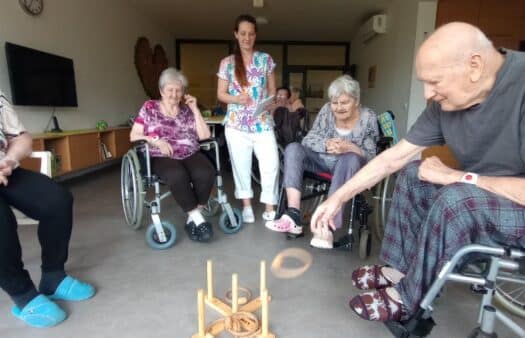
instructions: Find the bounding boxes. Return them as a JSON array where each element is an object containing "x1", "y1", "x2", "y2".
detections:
[{"x1": 253, "y1": 95, "x2": 275, "y2": 116}]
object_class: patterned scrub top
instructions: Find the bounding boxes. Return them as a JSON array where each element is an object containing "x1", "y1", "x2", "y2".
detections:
[
  {"x1": 217, "y1": 51, "x2": 276, "y2": 133},
  {"x1": 134, "y1": 100, "x2": 200, "y2": 160},
  {"x1": 0, "y1": 90, "x2": 26, "y2": 161}
]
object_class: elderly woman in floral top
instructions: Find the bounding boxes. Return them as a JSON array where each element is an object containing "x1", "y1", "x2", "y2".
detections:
[
  {"x1": 217, "y1": 14, "x2": 279, "y2": 224},
  {"x1": 130, "y1": 68, "x2": 214, "y2": 243},
  {"x1": 265, "y1": 75, "x2": 379, "y2": 249}
]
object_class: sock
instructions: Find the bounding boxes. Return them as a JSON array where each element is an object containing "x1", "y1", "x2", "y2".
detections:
[
  {"x1": 189, "y1": 209, "x2": 205, "y2": 226},
  {"x1": 39, "y1": 270, "x2": 67, "y2": 296},
  {"x1": 11, "y1": 287, "x2": 39, "y2": 309},
  {"x1": 285, "y1": 207, "x2": 301, "y2": 226}
]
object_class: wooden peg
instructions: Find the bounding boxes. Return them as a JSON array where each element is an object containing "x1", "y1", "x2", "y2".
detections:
[
  {"x1": 260, "y1": 260, "x2": 266, "y2": 298},
  {"x1": 197, "y1": 289, "x2": 205, "y2": 336},
  {"x1": 232, "y1": 273, "x2": 238, "y2": 313},
  {"x1": 206, "y1": 260, "x2": 213, "y2": 300}
]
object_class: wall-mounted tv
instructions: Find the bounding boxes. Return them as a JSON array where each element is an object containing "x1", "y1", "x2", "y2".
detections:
[{"x1": 5, "y1": 42, "x2": 78, "y2": 107}]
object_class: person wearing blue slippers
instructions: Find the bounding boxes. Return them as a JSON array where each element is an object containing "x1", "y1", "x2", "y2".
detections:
[{"x1": 0, "y1": 90, "x2": 95, "y2": 327}]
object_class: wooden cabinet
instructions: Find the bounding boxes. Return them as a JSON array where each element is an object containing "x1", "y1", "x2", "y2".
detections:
[{"x1": 21, "y1": 127, "x2": 131, "y2": 178}]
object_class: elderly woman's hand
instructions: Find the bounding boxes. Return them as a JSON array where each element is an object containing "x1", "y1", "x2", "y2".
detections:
[
  {"x1": 153, "y1": 139, "x2": 174, "y2": 157},
  {"x1": 326, "y1": 138, "x2": 363, "y2": 155},
  {"x1": 184, "y1": 94, "x2": 199, "y2": 112}
]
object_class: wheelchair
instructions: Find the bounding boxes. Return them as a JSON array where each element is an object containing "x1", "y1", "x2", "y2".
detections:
[
  {"x1": 274, "y1": 134, "x2": 396, "y2": 259},
  {"x1": 386, "y1": 240, "x2": 525, "y2": 337},
  {"x1": 120, "y1": 139, "x2": 243, "y2": 250}
]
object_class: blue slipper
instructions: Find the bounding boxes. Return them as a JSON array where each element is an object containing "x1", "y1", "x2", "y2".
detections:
[
  {"x1": 48, "y1": 276, "x2": 96, "y2": 301},
  {"x1": 12, "y1": 295, "x2": 66, "y2": 328}
]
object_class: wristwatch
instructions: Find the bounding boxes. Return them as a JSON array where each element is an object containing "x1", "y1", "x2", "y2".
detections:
[{"x1": 460, "y1": 172, "x2": 478, "y2": 185}]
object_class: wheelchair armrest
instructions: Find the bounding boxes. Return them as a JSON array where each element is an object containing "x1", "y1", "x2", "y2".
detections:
[
  {"x1": 199, "y1": 138, "x2": 219, "y2": 151},
  {"x1": 131, "y1": 140, "x2": 149, "y2": 153}
]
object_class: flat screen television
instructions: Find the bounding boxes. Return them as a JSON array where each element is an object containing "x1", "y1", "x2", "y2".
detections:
[{"x1": 5, "y1": 42, "x2": 78, "y2": 107}]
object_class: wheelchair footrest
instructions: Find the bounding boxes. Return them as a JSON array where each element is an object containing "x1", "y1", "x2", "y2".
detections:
[
  {"x1": 385, "y1": 312, "x2": 435, "y2": 338},
  {"x1": 333, "y1": 234, "x2": 354, "y2": 251}
]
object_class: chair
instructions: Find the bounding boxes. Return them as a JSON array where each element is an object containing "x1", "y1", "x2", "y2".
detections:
[
  {"x1": 386, "y1": 241, "x2": 525, "y2": 337},
  {"x1": 120, "y1": 139, "x2": 243, "y2": 249},
  {"x1": 14, "y1": 151, "x2": 53, "y2": 225}
]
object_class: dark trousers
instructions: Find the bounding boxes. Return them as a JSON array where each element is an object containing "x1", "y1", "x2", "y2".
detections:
[
  {"x1": 0, "y1": 168, "x2": 73, "y2": 297},
  {"x1": 151, "y1": 152, "x2": 215, "y2": 212}
]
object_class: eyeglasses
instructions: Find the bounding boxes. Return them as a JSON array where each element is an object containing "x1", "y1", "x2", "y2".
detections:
[{"x1": 330, "y1": 100, "x2": 352, "y2": 106}]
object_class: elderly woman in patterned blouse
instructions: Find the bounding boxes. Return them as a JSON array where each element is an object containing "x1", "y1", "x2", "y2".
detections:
[
  {"x1": 130, "y1": 67, "x2": 215, "y2": 243},
  {"x1": 265, "y1": 75, "x2": 379, "y2": 249}
]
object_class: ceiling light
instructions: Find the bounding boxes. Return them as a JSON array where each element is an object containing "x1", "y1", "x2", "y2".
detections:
[{"x1": 253, "y1": 0, "x2": 264, "y2": 8}]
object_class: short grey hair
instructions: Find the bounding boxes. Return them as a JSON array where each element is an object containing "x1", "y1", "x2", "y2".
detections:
[
  {"x1": 158, "y1": 67, "x2": 188, "y2": 91},
  {"x1": 327, "y1": 75, "x2": 360, "y2": 101}
]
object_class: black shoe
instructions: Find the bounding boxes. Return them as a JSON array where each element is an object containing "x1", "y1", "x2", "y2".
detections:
[
  {"x1": 286, "y1": 232, "x2": 305, "y2": 240},
  {"x1": 185, "y1": 221, "x2": 200, "y2": 241},
  {"x1": 195, "y1": 222, "x2": 213, "y2": 242}
]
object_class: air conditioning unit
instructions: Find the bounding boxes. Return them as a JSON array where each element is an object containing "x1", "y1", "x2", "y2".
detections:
[{"x1": 358, "y1": 14, "x2": 387, "y2": 43}]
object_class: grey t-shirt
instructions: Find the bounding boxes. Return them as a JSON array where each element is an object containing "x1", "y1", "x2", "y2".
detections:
[{"x1": 406, "y1": 49, "x2": 525, "y2": 177}]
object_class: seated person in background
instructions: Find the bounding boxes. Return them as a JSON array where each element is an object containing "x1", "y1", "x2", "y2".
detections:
[
  {"x1": 0, "y1": 90, "x2": 95, "y2": 328},
  {"x1": 311, "y1": 22, "x2": 525, "y2": 322},
  {"x1": 266, "y1": 75, "x2": 379, "y2": 249},
  {"x1": 130, "y1": 68, "x2": 215, "y2": 243},
  {"x1": 271, "y1": 86, "x2": 291, "y2": 115},
  {"x1": 273, "y1": 86, "x2": 309, "y2": 146},
  {"x1": 289, "y1": 86, "x2": 305, "y2": 111}
]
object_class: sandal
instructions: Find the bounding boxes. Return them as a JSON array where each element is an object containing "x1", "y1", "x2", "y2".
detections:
[
  {"x1": 351, "y1": 265, "x2": 395, "y2": 290},
  {"x1": 349, "y1": 288, "x2": 408, "y2": 322},
  {"x1": 265, "y1": 214, "x2": 302, "y2": 234}
]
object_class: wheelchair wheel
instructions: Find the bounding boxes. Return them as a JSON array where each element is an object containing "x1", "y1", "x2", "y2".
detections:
[
  {"x1": 201, "y1": 198, "x2": 220, "y2": 217},
  {"x1": 358, "y1": 229, "x2": 372, "y2": 259},
  {"x1": 373, "y1": 173, "x2": 396, "y2": 240},
  {"x1": 121, "y1": 150, "x2": 145, "y2": 230},
  {"x1": 145, "y1": 221, "x2": 177, "y2": 250},
  {"x1": 494, "y1": 272, "x2": 525, "y2": 318},
  {"x1": 219, "y1": 208, "x2": 243, "y2": 234}
]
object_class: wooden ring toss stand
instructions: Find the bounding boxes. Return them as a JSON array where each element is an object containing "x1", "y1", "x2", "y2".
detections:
[{"x1": 192, "y1": 260, "x2": 275, "y2": 338}]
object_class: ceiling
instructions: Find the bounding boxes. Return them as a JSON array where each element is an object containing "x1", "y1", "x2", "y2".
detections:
[{"x1": 127, "y1": 0, "x2": 393, "y2": 41}]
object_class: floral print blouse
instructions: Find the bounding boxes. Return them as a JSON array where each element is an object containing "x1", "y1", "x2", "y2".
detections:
[
  {"x1": 217, "y1": 51, "x2": 276, "y2": 133},
  {"x1": 134, "y1": 100, "x2": 199, "y2": 160}
]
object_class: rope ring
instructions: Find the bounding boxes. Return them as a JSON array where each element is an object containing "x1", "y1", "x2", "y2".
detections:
[
  {"x1": 271, "y1": 247, "x2": 313, "y2": 279},
  {"x1": 224, "y1": 287, "x2": 253, "y2": 306},
  {"x1": 225, "y1": 311, "x2": 259, "y2": 337}
]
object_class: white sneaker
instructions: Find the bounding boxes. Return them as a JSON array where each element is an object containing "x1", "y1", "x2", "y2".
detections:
[
  {"x1": 242, "y1": 207, "x2": 255, "y2": 223},
  {"x1": 310, "y1": 227, "x2": 334, "y2": 249},
  {"x1": 262, "y1": 210, "x2": 276, "y2": 221}
]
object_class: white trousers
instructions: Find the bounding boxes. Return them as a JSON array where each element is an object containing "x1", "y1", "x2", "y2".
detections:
[{"x1": 225, "y1": 127, "x2": 279, "y2": 205}]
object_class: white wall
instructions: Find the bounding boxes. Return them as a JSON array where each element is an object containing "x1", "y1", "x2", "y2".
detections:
[
  {"x1": 350, "y1": 0, "x2": 437, "y2": 138},
  {"x1": 407, "y1": 1, "x2": 437, "y2": 129},
  {"x1": 0, "y1": 0, "x2": 174, "y2": 133}
]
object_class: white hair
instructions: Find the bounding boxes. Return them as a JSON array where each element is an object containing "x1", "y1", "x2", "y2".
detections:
[
  {"x1": 327, "y1": 75, "x2": 360, "y2": 100},
  {"x1": 158, "y1": 67, "x2": 188, "y2": 91}
]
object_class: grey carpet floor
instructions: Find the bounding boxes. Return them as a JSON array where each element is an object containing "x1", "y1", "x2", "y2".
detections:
[{"x1": 0, "y1": 166, "x2": 523, "y2": 338}]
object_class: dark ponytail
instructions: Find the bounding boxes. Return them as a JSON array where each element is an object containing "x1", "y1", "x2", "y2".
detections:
[{"x1": 233, "y1": 14, "x2": 257, "y2": 88}]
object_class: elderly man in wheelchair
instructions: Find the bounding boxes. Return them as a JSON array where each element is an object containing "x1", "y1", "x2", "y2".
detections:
[
  {"x1": 311, "y1": 23, "x2": 525, "y2": 337},
  {"x1": 265, "y1": 75, "x2": 379, "y2": 250}
]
